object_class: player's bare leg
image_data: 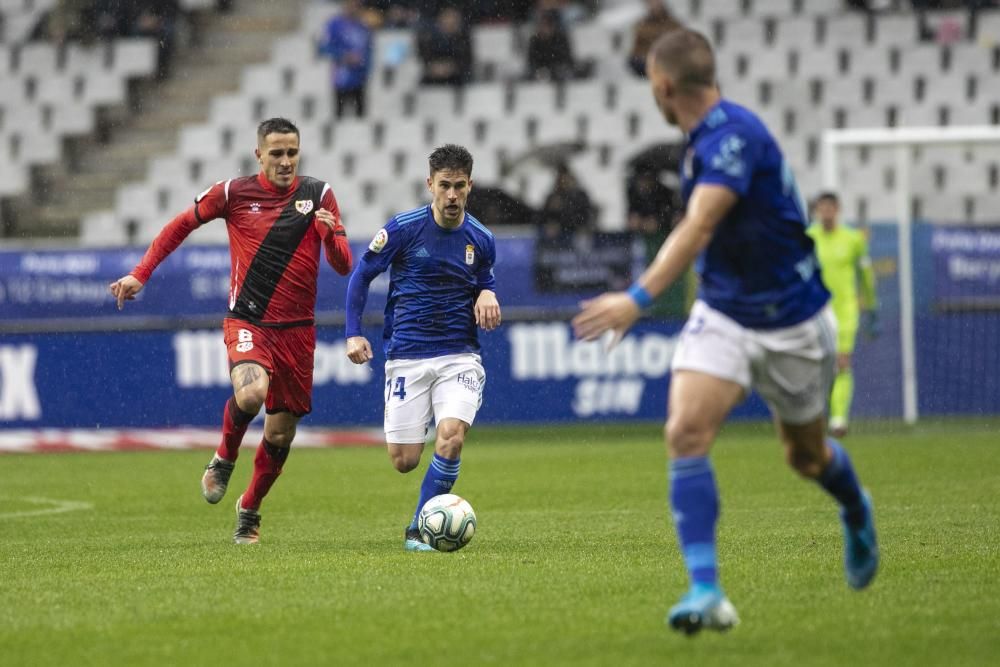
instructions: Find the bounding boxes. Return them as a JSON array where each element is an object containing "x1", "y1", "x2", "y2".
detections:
[
  {"x1": 397, "y1": 418, "x2": 469, "y2": 552},
  {"x1": 665, "y1": 371, "x2": 743, "y2": 635},
  {"x1": 202, "y1": 363, "x2": 268, "y2": 504},
  {"x1": 778, "y1": 417, "x2": 878, "y2": 589},
  {"x1": 233, "y1": 410, "x2": 298, "y2": 544}
]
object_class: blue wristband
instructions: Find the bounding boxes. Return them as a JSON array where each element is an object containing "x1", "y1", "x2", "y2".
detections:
[{"x1": 627, "y1": 283, "x2": 653, "y2": 309}]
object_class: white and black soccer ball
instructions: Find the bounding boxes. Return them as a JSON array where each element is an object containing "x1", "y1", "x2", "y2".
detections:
[{"x1": 417, "y1": 494, "x2": 477, "y2": 552}]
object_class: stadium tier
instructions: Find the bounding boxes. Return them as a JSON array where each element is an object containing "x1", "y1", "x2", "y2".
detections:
[{"x1": 1, "y1": 0, "x2": 999, "y2": 241}]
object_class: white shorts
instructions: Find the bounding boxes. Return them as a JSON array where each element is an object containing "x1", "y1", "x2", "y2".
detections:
[
  {"x1": 383, "y1": 353, "x2": 486, "y2": 444},
  {"x1": 671, "y1": 300, "x2": 838, "y2": 424}
]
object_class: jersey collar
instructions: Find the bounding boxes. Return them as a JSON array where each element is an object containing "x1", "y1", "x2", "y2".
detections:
[
  {"x1": 257, "y1": 171, "x2": 299, "y2": 194},
  {"x1": 689, "y1": 99, "x2": 729, "y2": 142}
]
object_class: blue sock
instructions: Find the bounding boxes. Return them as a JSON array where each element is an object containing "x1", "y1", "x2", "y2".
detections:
[
  {"x1": 818, "y1": 439, "x2": 865, "y2": 527},
  {"x1": 669, "y1": 456, "x2": 719, "y2": 588},
  {"x1": 409, "y1": 453, "x2": 460, "y2": 530}
]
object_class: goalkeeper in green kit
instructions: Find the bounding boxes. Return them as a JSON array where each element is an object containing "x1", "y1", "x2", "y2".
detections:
[{"x1": 807, "y1": 192, "x2": 879, "y2": 438}]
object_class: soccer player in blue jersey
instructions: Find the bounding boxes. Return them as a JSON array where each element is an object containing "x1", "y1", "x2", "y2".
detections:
[
  {"x1": 573, "y1": 29, "x2": 878, "y2": 634},
  {"x1": 344, "y1": 144, "x2": 501, "y2": 552}
]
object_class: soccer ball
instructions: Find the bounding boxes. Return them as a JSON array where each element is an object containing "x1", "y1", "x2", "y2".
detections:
[{"x1": 417, "y1": 494, "x2": 477, "y2": 552}]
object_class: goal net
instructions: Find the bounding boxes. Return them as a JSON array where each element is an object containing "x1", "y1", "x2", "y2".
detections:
[{"x1": 821, "y1": 126, "x2": 1000, "y2": 424}]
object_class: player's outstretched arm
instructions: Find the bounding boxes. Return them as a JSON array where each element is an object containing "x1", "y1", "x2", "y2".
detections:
[
  {"x1": 108, "y1": 275, "x2": 144, "y2": 310},
  {"x1": 475, "y1": 289, "x2": 501, "y2": 331},
  {"x1": 573, "y1": 184, "x2": 736, "y2": 343}
]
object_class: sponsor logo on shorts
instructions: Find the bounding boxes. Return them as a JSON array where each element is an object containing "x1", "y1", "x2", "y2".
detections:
[
  {"x1": 457, "y1": 372, "x2": 480, "y2": 392},
  {"x1": 295, "y1": 199, "x2": 314, "y2": 215},
  {"x1": 236, "y1": 328, "x2": 254, "y2": 353},
  {"x1": 370, "y1": 228, "x2": 388, "y2": 253}
]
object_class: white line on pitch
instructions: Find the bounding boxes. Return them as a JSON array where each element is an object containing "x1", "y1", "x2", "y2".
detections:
[{"x1": 0, "y1": 496, "x2": 94, "y2": 519}]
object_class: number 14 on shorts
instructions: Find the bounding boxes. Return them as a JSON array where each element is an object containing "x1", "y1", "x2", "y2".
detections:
[{"x1": 386, "y1": 376, "x2": 407, "y2": 400}]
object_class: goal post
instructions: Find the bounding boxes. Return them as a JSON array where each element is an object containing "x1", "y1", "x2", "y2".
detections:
[{"x1": 821, "y1": 125, "x2": 1000, "y2": 425}]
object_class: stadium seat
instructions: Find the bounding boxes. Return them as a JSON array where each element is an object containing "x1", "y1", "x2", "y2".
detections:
[
  {"x1": 722, "y1": 18, "x2": 766, "y2": 50},
  {"x1": 472, "y1": 24, "x2": 519, "y2": 81},
  {"x1": 80, "y1": 210, "x2": 128, "y2": 246},
  {"x1": 771, "y1": 16, "x2": 818, "y2": 52},
  {"x1": 564, "y1": 80, "x2": 610, "y2": 115},
  {"x1": 111, "y1": 39, "x2": 158, "y2": 79},
  {"x1": 15, "y1": 42, "x2": 58, "y2": 77},
  {"x1": 78, "y1": 69, "x2": 126, "y2": 106},
  {"x1": 570, "y1": 22, "x2": 618, "y2": 63},
  {"x1": 824, "y1": 13, "x2": 869, "y2": 49},
  {"x1": 971, "y1": 192, "x2": 1000, "y2": 224},
  {"x1": 873, "y1": 14, "x2": 920, "y2": 49},
  {"x1": 974, "y1": 10, "x2": 1000, "y2": 44},
  {"x1": 513, "y1": 82, "x2": 559, "y2": 119},
  {"x1": 460, "y1": 82, "x2": 508, "y2": 117},
  {"x1": 412, "y1": 87, "x2": 458, "y2": 121}
]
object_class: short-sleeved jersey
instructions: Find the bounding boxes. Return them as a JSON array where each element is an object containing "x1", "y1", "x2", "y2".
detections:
[
  {"x1": 681, "y1": 99, "x2": 829, "y2": 329},
  {"x1": 361, "y1": 205, "x2": 497, "y2": 360},
  {"x1": 806, "y1": 223, "x2": 870, "y2": 318},
  {"x1": 193, "y1": 173, "x2": 340, "y2": 326}
]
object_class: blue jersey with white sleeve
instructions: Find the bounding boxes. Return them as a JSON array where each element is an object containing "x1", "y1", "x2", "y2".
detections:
[
  {"x1": 681, "y1": 99, "x2": 829, "y2": 328},
  {"x1": 345, "y1": 205, "x2": 497, "y2": 359}
]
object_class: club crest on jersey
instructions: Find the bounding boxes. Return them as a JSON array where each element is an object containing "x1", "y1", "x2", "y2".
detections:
[
  {"x1": 250, "y1": 202, "x2": 261, "y2": 214},
  {"x1": 465, "y1": 244, "x2": 475, "y2": 265},
  {"x1": 369, "y1": 228, "x2": 389, "y2": 253},
  {"x1": 295, "y1": 199, "x2": 314, "y2": 215}
]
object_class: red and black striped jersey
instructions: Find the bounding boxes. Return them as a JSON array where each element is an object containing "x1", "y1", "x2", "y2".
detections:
[{"x1": 131, "y1": 172, "x2": 353, "y2": 326}]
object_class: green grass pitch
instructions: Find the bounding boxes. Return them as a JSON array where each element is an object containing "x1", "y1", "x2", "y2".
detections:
[{"x1": 2, "y1": 421, "x2": 999, "y2": 666}]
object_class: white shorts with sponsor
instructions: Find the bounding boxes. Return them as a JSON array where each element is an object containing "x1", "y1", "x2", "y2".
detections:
[
  {"x1": 671, "y1": 300, "x2": 838, "y2": 424},
  {"x1": 383, "y1": 353, "x2": 485, "y2": 444}
]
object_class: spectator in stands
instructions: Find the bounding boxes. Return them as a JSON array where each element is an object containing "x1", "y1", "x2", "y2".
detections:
[
  {"x1": 80, "y1": 0, "x2": 127, "y2": 41},
  {"x1": 417, "y1": 6, "x2": 474, "y2": 87},
  {"x1": 31, "y1": 0, "x2": 87, "y2": 45},
  {"x1": 627, "y1": 0, "x2": 682, "y2": 77},
  {"x1": 319, "y1": 0, "x2": 374, "y2": 118},
  {"x1": 124, "y1": 0, "x2": 181, "y2": 79},
  {"x1": 538, "y1": 163, "x2": 595, "y2": 241},
  {"x1": 525, "y1": 8, "x2": 576, "y2": 82},
  {"x1": 363, "y1": 0, "x2": 419, "y2": 28},
  {"x1": 626, "y1": 168, "x2": 679, "y2": 262}
]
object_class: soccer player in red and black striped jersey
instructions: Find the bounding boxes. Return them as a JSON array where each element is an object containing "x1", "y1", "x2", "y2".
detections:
[{"x1": 109, "y1": 117, "x2": 353, "y2": 544}]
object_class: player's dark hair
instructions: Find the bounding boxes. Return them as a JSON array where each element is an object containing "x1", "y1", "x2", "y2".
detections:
[
  {"x1": 814, "y1": 191, "x2": 840, "y2": 205},
  {"x1": 650, "y1": 29, "x2": 716, "y2": 93},
  {"x1": 429, "y1": 144, "x2": 474, "y2": 178},
  {"x1": 257, "y1": 117, "x2": 299, "y2": 144}
]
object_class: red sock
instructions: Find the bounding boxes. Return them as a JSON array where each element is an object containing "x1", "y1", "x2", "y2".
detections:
[
  {"x1": 241, "y1": 439, "x2": 289, "y2": 510},
  {"x1": 216, "y1": 396, "x2": 255, "y2": 462}
]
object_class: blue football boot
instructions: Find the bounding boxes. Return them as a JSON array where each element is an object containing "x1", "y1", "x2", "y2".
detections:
[
  {"x1": 404, "y1": 526, "x2": 435, "y2": 552},
  {"x1": 667, "y1": 583, "x2": 739, "y2": 635},
  {"x1": 844, "y1": 490, "x2": 879, "y2": 590}
]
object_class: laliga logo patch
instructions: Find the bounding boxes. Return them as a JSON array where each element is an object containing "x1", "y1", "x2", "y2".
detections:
[
  {"x1": 295, "y1": 199, "x2": 314, "y2": 215},
  {"x1": 465, "y1": 244, "x2": 475, "y2": 265},
  {"x1": 369, "y1": 228, "x2": 389, "y2": 253}
]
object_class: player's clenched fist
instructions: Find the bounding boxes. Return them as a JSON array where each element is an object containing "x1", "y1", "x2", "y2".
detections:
[
  {"x1": 346, "y1": 335, "x2": 373, "y2": 364},
  {"x1": 474, "y1": 289, "x2": 501, "y2": 331},
  {"x1": 314, "y1": 207, "x2": 339, "y2": 234},
  {"x1": 109, "y1": 275, "x2": 144, "y2": 311}
]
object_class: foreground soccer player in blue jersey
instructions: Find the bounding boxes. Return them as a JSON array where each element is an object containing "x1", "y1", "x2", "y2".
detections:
[
  {"x1": 345, "y1": 144, "x2": 501, "y2": 552},
  {"x1": 573, "y1": 29, "x2": 878, "y2": 634}
]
